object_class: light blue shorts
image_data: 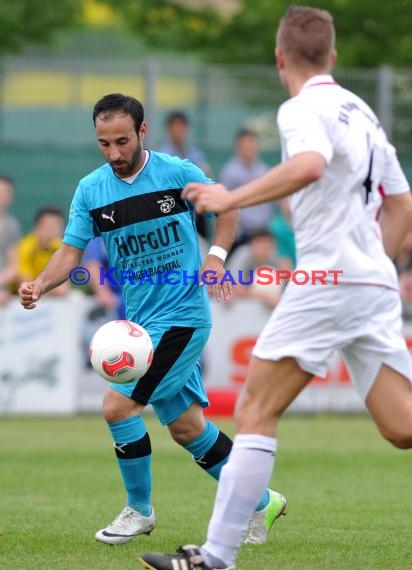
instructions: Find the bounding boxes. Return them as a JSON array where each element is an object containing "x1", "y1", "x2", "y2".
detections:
[{"x1": 110, "y1": 324, "x2": 211, "y2": 425}]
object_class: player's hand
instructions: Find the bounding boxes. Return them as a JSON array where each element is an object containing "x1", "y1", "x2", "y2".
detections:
[
  {"x1": 18, "y1": 281, "x2": 43, "y2": 310},
  {"x1": 183, "y1": 183, "x2": 233, "y2": 214},
  {"x1": 200, "y1": 255, "x2": 232, "y2": 302}
]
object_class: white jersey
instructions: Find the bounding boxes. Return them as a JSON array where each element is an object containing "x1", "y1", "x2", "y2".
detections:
[{"x1": 278, "y1": 74, "x2": 410, "y2": 289}]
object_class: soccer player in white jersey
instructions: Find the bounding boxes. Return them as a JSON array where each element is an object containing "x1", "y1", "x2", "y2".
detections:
[{"x1": 140, "y1": 6, "x2": 412, "y2": 570}]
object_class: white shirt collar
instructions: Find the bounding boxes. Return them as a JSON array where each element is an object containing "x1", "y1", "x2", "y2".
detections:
[{"x1": 300, "y1": 74, "x2": 337, "y2": 92}]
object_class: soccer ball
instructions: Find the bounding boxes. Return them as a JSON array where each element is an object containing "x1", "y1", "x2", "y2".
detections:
[{"x1": 89, "y1": 320, "x2": 153, "y2": 383}]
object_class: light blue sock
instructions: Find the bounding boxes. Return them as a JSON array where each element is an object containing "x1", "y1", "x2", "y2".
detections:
[
  {"x1": 183, "y1": 421, "x2": 270, "y2": 511},
  {"x1": 108, "y1": 415, "x2": 152, "y2": 517},
  {"x1": 256, "y1": 488, "x2": 270, "y2": 511}
]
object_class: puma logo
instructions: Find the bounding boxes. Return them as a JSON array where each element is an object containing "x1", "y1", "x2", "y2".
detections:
[
  {"x1": 193, "y1": 455, "x2": 207, "y2": 466},
  {"x1": 114, "y1": 442, "x2": 127, "y2": 454},
  {"x1": 102, "y1": 210, "x2": 115, "y2": 224}
]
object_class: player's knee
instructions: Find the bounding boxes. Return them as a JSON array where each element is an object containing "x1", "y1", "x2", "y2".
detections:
[
  {"x1": 102, "y1": 392, "x2": 130, "y2": 423},
  {"x1": 170, "y1": 431, "x2": 189, "y2": 445},
  {"x1": 385, "y1": 432, "x2": 412, "y2": 449},
  {"x1": 102, "y1": 403, "x2": 124, "y2": 423},
  {"x1": 169, "y1": 423, "x2": 203, "y2": 445},
  {"x1": 381, "y1": 425, "x2": 412, "y2": 449}
]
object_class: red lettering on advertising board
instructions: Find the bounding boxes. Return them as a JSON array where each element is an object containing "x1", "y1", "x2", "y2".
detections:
[
  {"x1": 230, "y1": 336, "x2": 412, "y2": 386},
  {"x1": 230, "y1": 337, "x2": 256, "y2": 384}
]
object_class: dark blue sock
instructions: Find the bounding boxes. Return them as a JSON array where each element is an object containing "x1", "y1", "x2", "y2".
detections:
[{"x1": 108, "y1": 415, "x2": 152, "y2": 517}]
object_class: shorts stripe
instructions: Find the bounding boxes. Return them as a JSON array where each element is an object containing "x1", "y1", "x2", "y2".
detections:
[{"x1": 131, "y1": 326, "x2": 195, "y2": 405}]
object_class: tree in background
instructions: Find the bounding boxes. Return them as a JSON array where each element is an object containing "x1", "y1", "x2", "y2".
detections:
[
  {"x1": 0, "y1": 0, "x2": 82, "y2": 54},
  {"x1": 3, "y1": 0, "x2": 410, "y2": 67},
  {"x1": 100, "y1": 0, "x2": 412, "y2": 68}
]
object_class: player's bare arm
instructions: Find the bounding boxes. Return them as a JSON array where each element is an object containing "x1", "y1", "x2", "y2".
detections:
[
  {"x1": 183, "y1": 151, "x2": 326, "y2": 214},
  {"x1": 379, "y1": 191, "x2": 412, "y2": 259},
  {"x1": 18, "y1": 244, "x2": 83, "y2": 309},
  {"x1": 200, "y1": 208, "x2": 239, "y2": 301}
]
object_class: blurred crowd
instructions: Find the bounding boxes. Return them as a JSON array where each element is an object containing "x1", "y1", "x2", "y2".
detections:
[{"x1": 1, "y1": 110, "x2": 411, "y2": 322}]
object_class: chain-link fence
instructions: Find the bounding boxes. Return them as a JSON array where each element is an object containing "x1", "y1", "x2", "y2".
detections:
[{"x1": 0, "y1": 55, "x2": 411, "y2": 230}]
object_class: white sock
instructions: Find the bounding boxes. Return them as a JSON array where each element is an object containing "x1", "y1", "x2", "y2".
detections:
[{"x1": 201, "y1": 434, "x2": 277, "y2": 567}]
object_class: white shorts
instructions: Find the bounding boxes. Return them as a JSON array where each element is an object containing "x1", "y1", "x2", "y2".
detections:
[{"x1": 252, "y1": 283, "x2": 412, "y2": 401}]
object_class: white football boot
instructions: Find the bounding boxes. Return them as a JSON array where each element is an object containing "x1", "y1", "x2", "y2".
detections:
[
  {"x1": 95, "y1": 506, "x2": 156, "y2": 545},
  {"x1": 244, "y1": 490, "x2": 287, "y2": 544}
]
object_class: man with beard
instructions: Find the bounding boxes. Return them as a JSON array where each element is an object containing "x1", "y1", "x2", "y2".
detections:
[{"x1": 18, "y1": 93, "x2": 286, "y2": 547}]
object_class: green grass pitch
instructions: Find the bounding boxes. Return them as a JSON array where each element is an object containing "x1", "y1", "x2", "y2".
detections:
[{"x1": 0, "y1": 414, "x2": 411, "y2": 570}]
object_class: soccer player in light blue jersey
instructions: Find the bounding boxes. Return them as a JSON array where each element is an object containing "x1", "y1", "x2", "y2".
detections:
[{"x1": 18, "y1": 94, "x2": 286, "y2": 546}]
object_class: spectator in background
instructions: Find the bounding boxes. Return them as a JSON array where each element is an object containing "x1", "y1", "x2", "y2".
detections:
[
  {"x1": 0, "y1": 176, "x2": 21, "y2": 303},
  {"x1": 18, "y1": 207, "x2": 69, "y2": 296},
  {"x1": 159, "y1": 111, "x2": 211, "y2": 174},
  {"x1": 227, "y1": 230, "x2": 291, "y2": 310},
  {"x1": 82, "y1": 236, "x2": 125, "y2": 319},
  {"x1": 158, "y1": 111, "x2": 211, "y2": 239},
  {"x1": 219, "y1": 129, "x2": 275, "y2": 249}
]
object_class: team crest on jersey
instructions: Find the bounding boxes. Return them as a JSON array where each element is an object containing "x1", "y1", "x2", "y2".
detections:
[{"x1": 157, "y1": 195, "x2": 175, "y2": 214}]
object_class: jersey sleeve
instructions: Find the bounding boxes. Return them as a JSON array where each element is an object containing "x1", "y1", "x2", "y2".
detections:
[
  {"x1": 181, "y1": 160, "x2": 216, "y2": 216},
  {"x1": 63, "y1": 183, "x2": 97, "y2": 250},
  {"x1": 277, "y1": 100, "x2": 333, "y2": 164},
  {"x1": 182, "y1": 159, "x2": 215, "y2": 185},
  {"x1": 380, "y1": 142, "x2": 410, "y2": 196},
  {"x1": 81, "y1": 237, "x2": 104, "y2": 263}
]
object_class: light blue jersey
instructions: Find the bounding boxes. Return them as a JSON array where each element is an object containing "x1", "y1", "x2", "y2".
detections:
[{"x1": 64, "y1": 151, "x2": 213, "y2": 329}]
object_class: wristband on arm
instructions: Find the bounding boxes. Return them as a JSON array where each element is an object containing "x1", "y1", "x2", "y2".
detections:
[{"x1": 208, "y1": 245, "x2": 228, "y2": 262}]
